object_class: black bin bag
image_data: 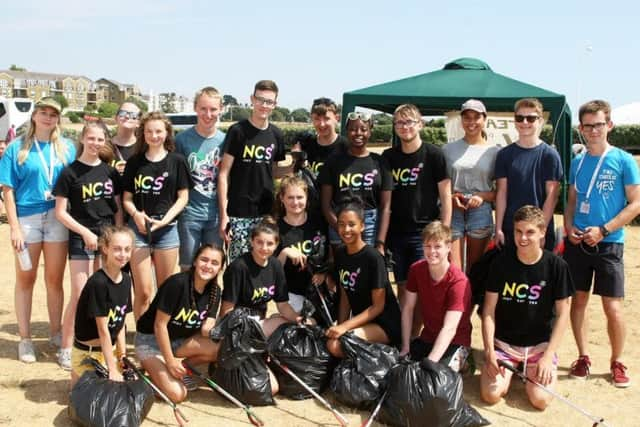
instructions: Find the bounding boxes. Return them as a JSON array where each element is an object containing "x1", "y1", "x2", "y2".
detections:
[
  {"x1": 68, "y1": 370, "x2": 154, "y2": 427},
  {"x1": 379, "y1": 358, "x2": 490, "y2": 427},
  {"x1": 267, "y1": 322, "x2": 332, "y2": 399},
  {"x1": 209, "y1": 307, "x2": 274, "y2": 406},
  {"x1": 329, "y1": 333, "x2": 399, "y2": 408}
]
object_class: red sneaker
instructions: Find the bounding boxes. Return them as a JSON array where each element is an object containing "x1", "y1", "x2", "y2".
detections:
[
  {"x1": 611, "y1": 361, "x2": 630, "y2": 388},
  {"x1": 569, "y1": 355, "x2": 591, "y2": 379}
]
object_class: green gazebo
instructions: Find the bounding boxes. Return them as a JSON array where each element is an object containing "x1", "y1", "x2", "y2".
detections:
[{"x1": 341, "y1": 57, "x2": 573, "y2": 176}]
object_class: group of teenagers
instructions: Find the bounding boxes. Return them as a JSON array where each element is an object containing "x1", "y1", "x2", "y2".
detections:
[{"x1": 1, "y1": 78, "x2": 639, "y2": 412}]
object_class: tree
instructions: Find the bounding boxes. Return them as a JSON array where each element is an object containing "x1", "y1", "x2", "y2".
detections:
[
  {"x1": 290, "y1": 108, "x2": 310, "y2": 123},
  {"x1": 271, "y1": 107, "x2": 290, "y2": 122},
  {"x1": 221, "y1": 106, "x2": 250, "y2": 122},
  {"x1": 97, "y1": 102, "x2": 119, "y2": 118},
  {"x1": 160, "y1": 92, "x2": 178, "y2": 114},
  {"x1": 9, "y1": 64, "x2": 26, "y2": 71},
  {"x1": 223, "y1": 94, "x2": 238, "y2": 106},
  {"x1": 373, "y1": 113, "x2": 393, "y2": 126},
  {"x1": 125, "y1": 96, "x2": 148, "y2": 112},
  {"x1": 84, "y1": 103, "x2": 97, "y2": 112},
  {"x1": 52, "y1": 94, "x2": 69, "y2": 111}
]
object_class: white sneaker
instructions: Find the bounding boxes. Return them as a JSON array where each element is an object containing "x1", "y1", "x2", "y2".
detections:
[
  {"x1": 18, "y1": 339, "x2": 36, "y2": 363},
  {"x1": 49, "y1": 332, "x2": 62, "y2": 348},
  {"x1": 58, "y1": 348, "x2": 72, "y2": 371}
]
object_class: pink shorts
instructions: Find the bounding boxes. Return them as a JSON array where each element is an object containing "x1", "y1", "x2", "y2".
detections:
[{"x1": 494, "y1": 338, "x2": 558, "y2": 375}]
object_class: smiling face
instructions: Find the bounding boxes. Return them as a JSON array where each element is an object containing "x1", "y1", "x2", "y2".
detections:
[
  {"x1": 579, "y1": 110, "x2": 612, "y2": 145},
  {"x1": 514, "y1": 106, "x2": 543, "y2": 139},
  {"x1": 32, "y1": 106, "x2": 60, "y2": 135},
  {"x1": 346, "y1": 119, "x2": 371, "y2": 150},
  {"x1": 193, "y1": 247, "x2": 223, "y2": 282},
  {"x1": 103, "y1": 232, "x2": 134, "y2": 270},
  {"x1": 281, "y1": 183, "x2": 307, "y2": 216},
  {"x1": 251, "y1": 231, "x2": 278, "y2": 265},
  {"x1": 394, "y1": 112, "x2": 423, "y2": 143},
  {"x1": 461, "y1": 110, "x2": 486, "y2": 140},
  {"x1": 251, "y1": 89, "x2": 277, "y2": 121},
  {"x1": 337, "y1": 209, "x2": 365, "y2": 247},
  {"x1": 195, "y1": 94, "x2": 222, "y2": 132},
  {"x1": 422, "y1": 238, "x2": 451, "y2": 268},
  {"x1": 311, "y1": 111, "x2": 339, "y2": 139},
  {"x1": 514, "y1": 219, "x2": 545, "y2": 252},
  {"x1": 115, "y1": 102, "x2": 141, "y2": 131},
  {"x1": 143, "y1": 119, "x2": 168, "y2": 149},
  {"x1": 80, "y1": 125, "x2": 107, "y2": 159}
]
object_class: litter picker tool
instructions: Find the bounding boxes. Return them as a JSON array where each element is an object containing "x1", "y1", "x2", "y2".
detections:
[
  {"x1": 269, "y1": 356, "x2": 349, "y2": 426},
  {"x1": 360, "y1": 389, "x2": 388, "y2": 427},
  {"x1": 498, "y1": 360, "x2": 610, "y2": 427},
  {"x1": 182, "y1": 361, "x2": 264, "y2": 427},
  {"x1": 122, "y1": 357, "x2": 189, "y2": 426}
]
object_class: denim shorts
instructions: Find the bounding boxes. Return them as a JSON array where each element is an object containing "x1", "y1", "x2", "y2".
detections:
[
  {"x1": 135, "y1": 332, "x2": 186, "y2": 361},
  {"x1": 20, "y1": 208, "x2": 68, "y2": 244},
  {"x1": 329, "y1": 208, "x2": 378, "y2": 245},
  {"x1": 451, "y1": 203, "x2": 493, "y2": 240},
  {"x1": 178, "y1": 216, "x2": 221, "y2": 267},
  {"x1": 68, "y1": 231, "x2": 99, "y2": 260},
  {"x1": 129, "y1": 217, "x2": 179, "y2": 250},
  {"x1": 388, "y1": 231, "x2": 424, "y2": 284}
]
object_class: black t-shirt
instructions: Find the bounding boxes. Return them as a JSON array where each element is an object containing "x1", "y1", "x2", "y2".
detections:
[
  {"x1": 136, "y1": 271, "x2": 221, "y2": 340},
  {"x1": 300, "y1": 135, "x2": 348, "y2": 178},
  {"x1": 222, "y1": 252, "x2": 288, "y2": 317},
  {"x1": 74, "y1": 269, "x2": 132, "y2": 343},
  {"x1": 110, "y1": 144, "x2": 138, "y2": 175},
  {"x1": 382, "y1": 143, "x2": 449, "y2": 232},
  {"x1": 333, "y1": 245, "x2": 401, "y2": 331},
  {"x1": 223, "y1": 120, "x2": 286, "y2": 217},
  {"x1": 122, "y1": 151, "x2": 192, "y2": 217},
  {"x1": 486, "y1": 250, "x2": 574, "y2": 347},
  {"x1": 53, "y1": 160, "x2": 121, "y2": 229},
  {"x1": 276, "y1": 214, "x2": 328, "y2": 295},
  {"x1": 318, "y1": 152, "x2": 393, "y2": 210}
]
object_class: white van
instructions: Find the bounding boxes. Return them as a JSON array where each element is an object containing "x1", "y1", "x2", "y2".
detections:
[
  {"x1": 166, "y1": 112, "x2": 198, "y2": 131},
  {"x1": 0, "y1": 97, "x2": 34, "y2": 140}
]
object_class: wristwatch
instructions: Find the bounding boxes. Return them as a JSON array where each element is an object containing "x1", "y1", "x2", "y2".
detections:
[{"x1": 599, "y1": 225, "x2": 610, "y2": 237}]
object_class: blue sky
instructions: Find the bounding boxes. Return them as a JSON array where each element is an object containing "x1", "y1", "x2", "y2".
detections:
[{"x1": 5, "y1": 1, "x2": 638, "y2": 115}]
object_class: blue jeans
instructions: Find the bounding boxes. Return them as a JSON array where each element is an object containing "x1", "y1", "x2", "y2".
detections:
[
  {"x1": 329, "y1": 208, "x2": 378, "y2": 245},
  {"x1": 178, "y1": 217, "x2": 221, "y2": 268},
  {"x1": 388, "y1": 231, "x2": 424, "y2": 283}
]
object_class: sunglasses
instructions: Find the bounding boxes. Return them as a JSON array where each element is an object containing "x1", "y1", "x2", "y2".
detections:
[
  {"x1": 116, "y1": 110, "x2": 141, "y2": 120},
  {"x1": 514, "y1": 114, "x2": 539, "y2": 123},
  {"x1": 346, "y1": 111, "x2": 372, "y2": 122},
  {"x1": 312, "y1": 97, "x2": 336, "y2": 107},
  {"x1": 253, "y1": 95, "x2": 276, "y2": 107}
]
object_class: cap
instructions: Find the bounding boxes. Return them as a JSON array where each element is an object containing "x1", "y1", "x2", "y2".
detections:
[
  {"x1": 35, "y1": 97, "x2": 62, "y2": 114},
  {"x1": 461, "y1": 99, "x2": 487, "y2": 114}
]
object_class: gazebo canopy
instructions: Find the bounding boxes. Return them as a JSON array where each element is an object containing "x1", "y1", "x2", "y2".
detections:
[{"x1": 341, "y1": 58, "x2": 572, "y2": 179}]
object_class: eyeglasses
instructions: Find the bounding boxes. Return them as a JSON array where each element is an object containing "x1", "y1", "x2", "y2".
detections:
[
  {"x1": 514, "y1": 114, "x2": 539, "y2": 123},
  {"x1": 581, "y1": 122, "x2": 607, "y2": 132},
  {"x1": 394, "y1": 119, "x2": 418, "y2": 128},
  {"x1": 346, "y1": 111, "x2": 372, "y2": 122},
  {"x1": 253, "y1": 95, "x2": 277, "y2": 107},
  {"x1": 116, "y1": 110, "x2": 140, "y2": 120}
]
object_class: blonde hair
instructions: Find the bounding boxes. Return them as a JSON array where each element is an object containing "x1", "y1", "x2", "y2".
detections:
[
  {"x1": 98, "y1": 225, "x2": 135, "y2": 262},
  {"x1": 393, "y1": 104, "x2": 423, "y2": 122},
  {"x1": 275, "y1": 174, "x2": 308, "y2": 218},
  {"x1": 18, "y1": 107, "x2": 70, "y2": 166},
  {"x1": 193, "y1": 86, "x2": 222, "y2": 109},
  {"x1": 421, "y1": 221, "x2": 452, "y2": 243}
]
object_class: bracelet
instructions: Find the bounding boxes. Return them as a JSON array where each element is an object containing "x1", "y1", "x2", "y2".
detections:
[{"x1": 375, "y1": 240, "x2": 385, "y2": 247}]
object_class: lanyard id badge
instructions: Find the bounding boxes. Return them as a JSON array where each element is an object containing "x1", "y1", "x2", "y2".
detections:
[
  {"x1": 579, "y1": 201, "x2": 590, "y2": 214},
  {"x1": 34, "y1": 139, "x2": 56, "y2": 201},
  {"x1": 575, "y1": 146, "x2": 611, "y2": 213}
]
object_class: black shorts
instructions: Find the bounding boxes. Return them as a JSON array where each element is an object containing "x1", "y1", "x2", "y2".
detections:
[
  {"x1": 563, "y1": 239, "x2": 625, "y2": 297},
  {"x1": 68, "y1": 230, "x2": 100, "y2": 260},
  {"x1": 409, "y1": 338, "x2": 464, "y2": 364}
]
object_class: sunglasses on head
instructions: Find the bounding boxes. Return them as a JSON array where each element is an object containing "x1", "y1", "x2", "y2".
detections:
[
  {"x1": 312, "y1": 97, "x2": 336, "y2": 107},
  {"x1": 116, "y1": 110, "x2": 140, "y2": 120},
  {"x1": 346, "y1": 111, "x2": 372, "y2": 122},
  {"x1": 514, "y1": 114, "x2": 539, "y2": 123}
]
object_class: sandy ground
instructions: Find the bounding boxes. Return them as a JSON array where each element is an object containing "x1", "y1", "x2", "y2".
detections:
[{"x1": 0, "y1": 218, "x2": 638, "y2": 427}]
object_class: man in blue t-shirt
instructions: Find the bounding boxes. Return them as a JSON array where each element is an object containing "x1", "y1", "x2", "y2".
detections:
[
  {"x1": 564, "y1": 100, "x2": 640, "y2": 388},
  {"x1": 494, "y1": 98, "x2": 563, "y2": 251},
  {"x1": 175, "y1": 87, "x2": 225, "y2": 269}
]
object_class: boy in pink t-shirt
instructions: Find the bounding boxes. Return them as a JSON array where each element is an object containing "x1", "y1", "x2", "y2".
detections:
[{"x1": 400, "y1": 221, "x2": 472, "y2": 372}]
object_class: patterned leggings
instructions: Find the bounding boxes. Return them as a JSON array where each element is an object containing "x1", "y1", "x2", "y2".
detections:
[{"x1": 228, "y1": 216, "x2": 263, "y2": 263}]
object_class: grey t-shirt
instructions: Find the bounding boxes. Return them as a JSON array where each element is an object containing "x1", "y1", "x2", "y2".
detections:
[{"x1": 443, "y1": 139, "x2": 500, "y2": 193}]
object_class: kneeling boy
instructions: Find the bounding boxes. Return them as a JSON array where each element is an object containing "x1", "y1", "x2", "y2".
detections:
[
  {"x1": 400, "y1": 221, "x2": 472, "y2": 372},
  {"x1": 481, "y1": 205, "x2": 574, "y2": 410}
]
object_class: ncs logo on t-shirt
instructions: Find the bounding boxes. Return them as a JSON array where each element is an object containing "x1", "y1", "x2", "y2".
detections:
[
  {"x1": 172, "y1": 307, "x2": 207, "y2": 328},
  {"x1": 134, "y1": 172, "x2": 168, "y2": 193},
  {"x1": 289, "y1": 234, "x2": 324, "y2": 256},
  {"x1": 309, "y1": 161, "x2": 323, "y2": 176},
  {"x1": 339, "y1": 267, "x2": 361, "y2": 292},
  {"x1": 338, "y1": 170, "x2": 378, "y2": 189},
  {"x1": 81, "y1": 179, "x2": 114, "y2": 202},
  {"x1": 242, "y1": 144, "x2": 275, "y2": 162},
  {"x1": 107, "y1": 304, "x2": 128, "y2": 327},
  {"x1": 500, "y1": 280, "x2": 545, "y2": 304},
  {"x1": 391, "y1": 163, "x2": 423, "y2": 187},
  {"x1": 251, "y1": 284, "x2": 276, "y2": 303}
]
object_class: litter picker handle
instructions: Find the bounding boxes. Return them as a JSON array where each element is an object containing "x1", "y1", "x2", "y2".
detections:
[{"x1": 361, "y1": 389, "x2": 387, "y2": 427}]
